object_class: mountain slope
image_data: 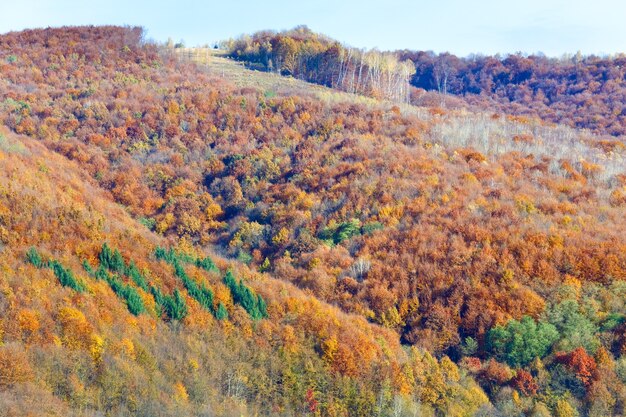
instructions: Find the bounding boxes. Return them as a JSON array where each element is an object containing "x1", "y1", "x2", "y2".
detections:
[
  {"x1": 0, "y1": 120, "x2": 485, "y2": 415},
  {"x1": 0, "y1": 26, "x2": 625, "y2": 416}
]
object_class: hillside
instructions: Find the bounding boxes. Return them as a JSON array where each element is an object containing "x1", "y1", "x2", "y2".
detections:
[
  {"x1": 0, "y1": 26, "x2": 625, "y2": 416},
  {"x1": 0, "y1": 128, "x2": 484, "y2": 416},
  {"x1": 401, "y1": 50, "x2": 626, "y2": 138},
  {"x1": 227, "y1": 26, "x2": 626, "y2": 140}
]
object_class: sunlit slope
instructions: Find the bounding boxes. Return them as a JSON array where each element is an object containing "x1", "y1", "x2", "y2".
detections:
[{"x1": 0, "y1": 126, "x2": 487, "y2": 416}]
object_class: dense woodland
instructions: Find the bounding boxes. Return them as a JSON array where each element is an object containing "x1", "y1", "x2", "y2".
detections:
[
  {"x1": 229, "y1": 28, "x2": 626, "y2": 140},
  {"x1": 0, "y1": 26, "x2": 625, "y2": 416},
  {"x1": 401, "y1": 50, "x2": 626, "y2": 138},
  {"x1": 227, "y1": 27, "x2": 415, "y2": 103}
]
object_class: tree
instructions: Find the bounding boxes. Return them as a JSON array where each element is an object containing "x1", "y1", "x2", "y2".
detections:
[
  {"x1": 545, "y1": 300, "x2": 600, "y2": 353},
  {"x1": 461, "y1": 336, "x2": 478, "y2": 357},
  {"x1": 26, "y1": 247, "x2": 43, "y2": 268},
  {"x1": 99, "y1": 242, "x2": 125, "y2": 273},
  {"x1": 164, "y1": 289, "x2": 188, "y2": 322},
  {"x1": 511, "y1": 369, "x2": 538, "y2": 396},
  {"x1": 216, "y1": 302, "x2": 228, "y2": 320},
  {"x1": 0, "y1": 343, "x2": 33, "y2": 388},
  {"x1": 555, "y1": 347, "x2": 598, "y2": 388},
  {"x1": 223, "y1": 271, "x2": 268, "y2": 320},
  {"x1": 49, "y1": 260, "x2": 86, "y2": 292},
  {"x1": 126, "y1": 260, "x2": 149, "y2": 291},
  {"x1": 487, "y1": 316, "x2": 558, "y2": 367}
]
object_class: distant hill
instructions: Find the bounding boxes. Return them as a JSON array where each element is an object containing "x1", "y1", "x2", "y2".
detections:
[{"x1": 400, "y1": 50, "x2": 626, "y2": 138}]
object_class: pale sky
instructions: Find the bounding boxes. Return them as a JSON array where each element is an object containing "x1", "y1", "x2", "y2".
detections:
[{"x1": 1, "y1": 0, "x2": 625, "y2": 57}]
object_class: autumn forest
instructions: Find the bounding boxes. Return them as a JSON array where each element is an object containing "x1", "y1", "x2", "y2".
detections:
[{"x1": 0, "y1": 25, "x2": 624, "y2": 416}]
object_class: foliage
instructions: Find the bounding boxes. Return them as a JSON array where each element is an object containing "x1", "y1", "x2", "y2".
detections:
[
  {"x1": 99, "y1": 242, "x2": 125, "y2": 273},
  {"x1": 223, "y1": 270, "x2": 268, "y2": 320},
  {"x1": 155, "y1": 247, "x2": 216, "y2": 314},
  {"x1": 486, "y1": 316, "x2": 558, "y2": 368},
  {"x1": 0, "y1": 25, "x2": 625, "y2": 416},
  {"x1": 403, "y1": 50, "x2": 626, "y2": 138},
  {"x1": 48, "y1": 260, "x2": 87, "y2": 292},
  {"x1": 215, "y1": 302, "x2": 228, "y2": 320},
  {"x1": 164, "y1": 289, "x2": 188, "y2": 322},
  {"x1": 92, "y1": 265, "x2": 145, "y2": 316},
  {"x1": 25, "y1": 247, "x2": 43, "y2": 268},
  {"x1": 545, "y1": 300, "x2": 600, "y2": 353},
  {"x1": 228, "y1": 27, "x2": 415, "y2": 102}
]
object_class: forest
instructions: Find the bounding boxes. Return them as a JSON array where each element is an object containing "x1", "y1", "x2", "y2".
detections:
[
  {"x1": 227, "y1": 26, "x2": 415, "y2": 103},
  {"x1": 401, "y1": 50, "x2": 626, "y2": 138},
  {"x1": 0, "y1": 25, "x2": 624, "y2": 416},
  {"x1": 229, "y1": 27, "x2": 626, "y2": 140}
]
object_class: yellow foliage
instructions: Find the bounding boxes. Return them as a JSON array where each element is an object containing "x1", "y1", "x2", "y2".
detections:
[
  {"x1": 379, "y1": 306, "x2": 404, "y2": 329},
  {"x1": 156, "y1": 212, "x2": 175, "y2": 234},
  {"x1": 426, "y1": 174, "x2": 439, "y2": 186},
  {"x1": 118, "y1": 338, "x2": 136, "y2": 360},
  {"x1": 307, "y1": 257, "x2": 321, "y2": 270},
  {"x1": 440, "y1": 356, "x2": 460, "y2": 383},
  {"x1": 322, "y1": 336, "x2": 338, "y2": 364},
  {"x1": 462, "y1": 173, "x2": 478, "y2": 183},
  {"x1": 17, "y1": 308, "x2": 40, "y2": 337},
  {"x1": 188, "y1": 358, "x2": 199, "y2": 372},
  {"x1": 90, "y1": 334, "x2": 104, "y2": 364},
  {"x1": 205, "y1": 200, "x2": 223, "y2": 220},
  {"x1": 272, "y1": 227, "x2": 290, "y2": 245},
  {"x1": 167, "y1": 100, "x2": 180, "y2": 115},
  {"x1": 281, "y1": 325, "x2": 298, "y2": 354},
  {"x1": 173, "y1": 381, "x2": 189, "y2": 403},
  {"x1": 58, "y1": 306, "x2": 92, "y2": 350},
  {"x1": 554, "y1": 399, "x2": 577, "y2": 417},
  {"x1": 515, "y1": 195, "x2": 537, "y2": 215}
]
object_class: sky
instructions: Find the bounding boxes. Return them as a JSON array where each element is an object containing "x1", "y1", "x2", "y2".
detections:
[{"x1": 1, "y1": 0, "x2": 625, "y2": 57}]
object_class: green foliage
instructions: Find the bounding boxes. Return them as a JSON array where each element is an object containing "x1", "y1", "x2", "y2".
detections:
[
  {"x1": 216, "y1": 302, "x2": 228, "y2": 320},
  {"x1": 48, "y1": 260, "x2": 86, "y2": 292},
  {"x1": 156, "y1": 247, "x2": 216, "y2": 314},
  {"x1": 94, "y1": 244, "x2": 150, "y2": 314},
  {"x1": 223, "y1": 270, "x2": 268, "y2": 320},
  {"x1": 195, "y1": 256, "x2": 218, "y2": 272},
  {"x1": 460, "y1": 336, "x2": 478, "y2": 357},
  {"x1": 26, "y1": 247, "x2": 44, "y2": 268},
  {"x1": 172, "y1": 259, "x2": 214, "y2": 312},
  {"x1": 0, "y1": 133, "x2": 27, "y2": 154},
  {"x1": 27, "y1": 248, "x2": 85, "y2": 292},
  {"x1": 154, "y1": 246, "x2": 194, "y2": 265},
  {"x1": 487, "y1": 316, "x2": 559, "y2": 367},
  {"x1": 164, "y1": 289, "x2": 188, "y2": 321},
  {"x1": 236, "y1": 250, "x2": 253, "y2": 265},
  {"x1": 2, "y1": 98, "x2": 29, "y2": 114},
  {"x1": 361, "y1": 221, "x2": 384, "y2": 235},
  {"x1": 99, "y1": 243, "x2": 125, "y2": 273},
  {"x1": 258, "y1": 257, "x2": 270, "y2": 272},
  {"x1": 6, "y1": 55, "x2": 17, "y2": 63},
  {"x1": 93, "y1": 266, "x2": 145, "y2": 316},
  {"x1": 82, "y1": 260, "x2": 94, "y2": 275},
  {"x1": 319, "y1": 218, "x2": 362, "y2": 246},
  {"x1": 600, "y1": 313, "x2": 625, "y2": 332},
  {"x1": 113, "y1": 280, "x2": 145, "y2": 316},
  {"x1": 139, "y1": 216, "x2": 156, "y2": 231},
  {"x1": 545, "y1": 300, "x2": 600, "y2": 353},
  {"x1": 150, "y1": 285, "x2": 165, "y2": 317},
  {"x1": 125, "y1": 260, "x2": 149, "y2": 291}
]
